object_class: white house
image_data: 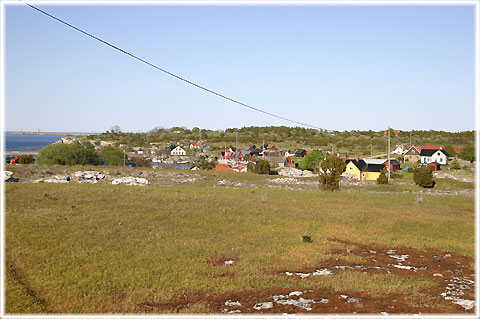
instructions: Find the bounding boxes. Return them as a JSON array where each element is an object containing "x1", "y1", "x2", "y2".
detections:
[
  {"x1": 391, "y1": 144, "x2": 406, "y2": 155},
  {"x1": 420, "y1": 149, "x2": 450, "y2": 165},
  {"x1": 171, "y1": 146, "x2": 186, "y2": 156}
]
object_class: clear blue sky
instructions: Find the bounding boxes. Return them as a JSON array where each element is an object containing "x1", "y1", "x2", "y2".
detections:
[{"x1": 4, "y1": 3, "x2": 476, "y2": 133}]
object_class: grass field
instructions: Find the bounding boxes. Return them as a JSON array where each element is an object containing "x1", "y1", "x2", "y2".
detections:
[{"x1": 5, "y1": 166, "x2": 475, "y2": 314}]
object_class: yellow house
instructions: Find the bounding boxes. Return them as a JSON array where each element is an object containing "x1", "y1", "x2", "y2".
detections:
[
  {"x1": 343, "y1": 160, "x2": 362, "y2": 180},
  {"x1": 342, "y1": 159, "x2": 384, "y2": 181}
]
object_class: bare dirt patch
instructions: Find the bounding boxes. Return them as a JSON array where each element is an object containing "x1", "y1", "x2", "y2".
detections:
[{"x1": 137, "y1": 238, "x2": 474, "y2": 314}]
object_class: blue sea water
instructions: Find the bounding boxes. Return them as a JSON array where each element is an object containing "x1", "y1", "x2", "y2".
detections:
[{"x1": 5, "y1": 133, "x2": 64, "y2": 152}]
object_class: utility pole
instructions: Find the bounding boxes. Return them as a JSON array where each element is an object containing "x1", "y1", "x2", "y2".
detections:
[
  {"x1": 123, "y1": 150, "x2": 126, "y2": 167},
  {"x1": 199, "y1": 129, "x2": 202, "y2": 142},
  {"x1": 235, "y1": 128, "x2": 238, "y2": 159},
  {"x1": 410, "y1": 131, "x2": 412, "y2": 147},
  {"x1": 387, "y1": 126, "x2": 391, "y2": 181}
]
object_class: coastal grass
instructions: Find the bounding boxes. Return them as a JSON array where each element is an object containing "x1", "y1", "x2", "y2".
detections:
[{"x1": 5, "y1": 178, "x2": 474, "y2": 313}]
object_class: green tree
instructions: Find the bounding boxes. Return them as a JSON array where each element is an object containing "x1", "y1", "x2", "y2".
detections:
[
  {"x1": 197, "y1": 155, "x2": 216, "y2": 170},
  {"x1": 37, "y1": 141, "x2": 98, "y2": 166},
  {"x1": 254, "y1": 159, "x2": 271, "y2": 174},
  {"x1": 414, "y1": 166, "x2": 435, "y2": 188},
  {"x1": 302, "y1": 150, "x2": 323, "y2": 172},
  {"x1": 376, "y1": 168, "x2": 389, "y2": 185},
  {"x1": 459, "y1": 144, "x2": 475, "y2": 162},
  {"x1": 319, "y1": 155, "x2": 346, "y2": 191},
  {"x1": 101, "y1": 146, "x2": 124, "y2": 166}
]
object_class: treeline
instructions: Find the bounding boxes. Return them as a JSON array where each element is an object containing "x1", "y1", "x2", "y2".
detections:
[{"x1": 90, "y1": 126, "x2": 475, "y2": 156}]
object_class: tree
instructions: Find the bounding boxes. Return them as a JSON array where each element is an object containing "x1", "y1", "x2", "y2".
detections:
[
  {"x1": 302, "y1": 150, "x2": 323, "y2": 172},
  {"x1": 37, "y1": 141, "x2": 98, "y2": 166},
  {"x1": 111, "y1": 125, "x2": 122, "y2": 134},
  {"x1": 101, "y1": 146, "x2": 124, "y2": 166},
  {"x1": 377, "y1": 168, "x2": 388, "y2": 184},
  {"x1": 414, "y1": 166, "x2": 435, "y2": 188},
  {"x1": 196, "y1": 155, "x2": 216, "y2": 170},
  {"x1": 319, "y1": 155, "x2": 346, "y2": 191},
  {"x1": 459, "y1": 144, "x2": 475, "y2": 162},
  {"x1": 248, "y1": 159, "x2": 270, "y2": 174}
]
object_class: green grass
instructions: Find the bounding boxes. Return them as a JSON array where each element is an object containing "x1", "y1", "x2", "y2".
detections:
[{"x1": 5, "y1": 175, "x2": 474, "y2": 313}]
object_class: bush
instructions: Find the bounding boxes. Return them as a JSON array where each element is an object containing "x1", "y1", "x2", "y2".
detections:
[
  {"x1": 376, "y1": 168, "x2": 388, "y2": 184},
  {"x1": 413, "y1": 166, "x2": 435, "y2": 188},
  {"x1": 254, "y1": 160, "x2": 271, "y2": 174},
  {"x1": 101, "y1": 146, "x2": 125, "y2": 166},
  {"x1": 450, "y1": 160, "x2": 461, "y2": 170},
  {"x1": 196, "y1": 155, "x2": 216, "y2": 170},
  {"x1": 18, "y1": 155, "x2": 34, "y2": 164},
  {"x1": 37, "y1": 141, "x2": 98, "y2": 166},
  {"x1": 319, "y1": 155, "x2": 346, "y2": 191},
  {"x1": 407, "y1": 167, "x2": 414, "y2": 173}
]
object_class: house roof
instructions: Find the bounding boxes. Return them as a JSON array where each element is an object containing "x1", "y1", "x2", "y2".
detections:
[
  {"x1": 363, "y1": 159, "x2": 386, "y2": 165},
  {"x1": 424, "y1": 146, "x2": 443, "y2": 150},
  {"x1": 420, "y1": 149, "x2": 451, "y2": 157},
  {"x1": 346, "y1": 159, "x2": 366, "y2": 171},
  {"x1": 363, "y1": 163, "x2": 386, "y2": 172}
]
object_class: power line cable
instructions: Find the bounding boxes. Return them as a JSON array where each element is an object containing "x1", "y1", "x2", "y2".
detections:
[{"x1": 24, "y1": 3, "x2": 324, "y2": 130}]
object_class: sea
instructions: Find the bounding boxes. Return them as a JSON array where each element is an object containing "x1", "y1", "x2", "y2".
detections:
[{"x1": 5, "y1": 133, "x2": 64, "y2": 152}]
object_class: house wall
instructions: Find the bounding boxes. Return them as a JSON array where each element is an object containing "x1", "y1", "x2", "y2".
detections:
[
  {"x1": 361, "y1": 171, "x2": 381, "y2": 181},
  {"x1": 342, "y1": 162, "x2": 361, "y2": 180},
  {"x1": 404, "y1": 154, "x2": 420, "y2": 162},
  {"x1": 421, "y1": 152, "x2": 447, "y2": 164}
]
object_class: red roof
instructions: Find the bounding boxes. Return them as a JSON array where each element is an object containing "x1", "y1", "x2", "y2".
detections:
[
  {"x1": 411, "y1": 144, "x2": 421, "y2": 153},
  {"x1": 373, "y1": 133, "x2": 380, "y2": 136},
  {"x1": 452, "y1": 146, "x2": 459, "y2": 154},
  {"x1": 193, "y1": 141, "x2": 205, "y2": 146},
  {"x1": 214, "y1": 164, "x2": 233, "y2": 171},
  {"x1": 384, "y1": 130, "x2": 401, "y2": 136}
]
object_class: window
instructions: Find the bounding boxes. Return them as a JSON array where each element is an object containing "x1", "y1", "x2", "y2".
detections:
[{"x1": 349, "y1": 166, "x2": 353, "y2": 170}]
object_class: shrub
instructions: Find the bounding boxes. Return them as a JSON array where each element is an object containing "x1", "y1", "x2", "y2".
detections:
[
  {"x1": 37, "y1": 141, "x2": 98, "y2": 166},
  {"x1": 376, "y1": 168, "x2": 388, "y2": 184},
  {"x1": 196, "y1": 155, "x2": 216, "y2": 170},
  {"x1": 18, "y1": 155, "x2": 34, "y2": 164},
  {"x1": 407, "y1": 167, "x2": 414, "y2": 173},
  {"x1": 450, "y1": 160, "x2": 461, "y2": 170},
  {"x1": 255, "y1": 160, "x2": 271, "y2": 174},
  {"x1": 101, "y1": 146, "x2": 124, "y2": 166},
  {"x1": 247, "y1": 159, "x2": 271, "y2": 174},
  {"x1": 319, "y1": 155, "x2": 346, "y2": 191},
  {"x1": 302, "y1": 150, "x2": 323, "y2": 172},
  {"x1": 413, "y1": 166, "x2": 435, "y2": 188}
]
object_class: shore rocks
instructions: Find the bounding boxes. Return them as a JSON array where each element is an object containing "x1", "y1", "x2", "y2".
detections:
[{"x1": 112, "y1": 176, "x2": 149, "y2": 186}]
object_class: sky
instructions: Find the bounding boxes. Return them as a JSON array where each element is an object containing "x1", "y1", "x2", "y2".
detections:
[{"x1": 4, "y1": 3, "x2": 476, "y2": 133}]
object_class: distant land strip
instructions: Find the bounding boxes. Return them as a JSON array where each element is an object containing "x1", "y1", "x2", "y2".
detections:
[
  {"x1": 5, "y1": 151, "x2": 39, "y2": 156},
  {"x1": 7, "y1": 132, "x2": 94, "y2": 136}
]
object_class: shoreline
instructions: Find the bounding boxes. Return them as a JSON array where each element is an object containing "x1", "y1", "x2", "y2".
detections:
[{"x1": 6, "y1": 132, "x2": 94, "y2": 136}]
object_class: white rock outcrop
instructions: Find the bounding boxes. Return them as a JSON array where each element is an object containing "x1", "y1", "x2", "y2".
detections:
[
  {"x1": 74, "y1": 171, "x2": 105, "y2": 183},
  {"x1": 112, "y1": 176, "x2": 149, "y2": 186},
  {"x1": 279, "y1": 167, "x2": 316, "y2": 178}
]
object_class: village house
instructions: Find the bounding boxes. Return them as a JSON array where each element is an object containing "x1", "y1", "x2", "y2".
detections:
[
  {"x1": 403, "y1": 145, "x2": 422, "y2": 162},
  {"x1": 171, "y1": 146, "x2": 186, "y2": 156},
  {"x1": 190, "y1": 141, "x2": 206, "y2": 149},
  {"x1": 420, "y1": 149, "x2": 451, "y2": 165},
  {"x1": 295, "y1": 149, "x2": 307, "y2": 157},
  {"x1": 391, "y1": 144, "x2": 407, "y2": 155},
  {"x1": 342, "y1": 159, "x2": 386, "y2": 181},
  {"x1": 363, "y1": 158, "x2": 400, "y2": 171}
]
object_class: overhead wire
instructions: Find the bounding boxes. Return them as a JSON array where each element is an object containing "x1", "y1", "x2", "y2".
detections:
[{"x1": 25, "y1": 3, "x2": 324, "y2": 131}]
